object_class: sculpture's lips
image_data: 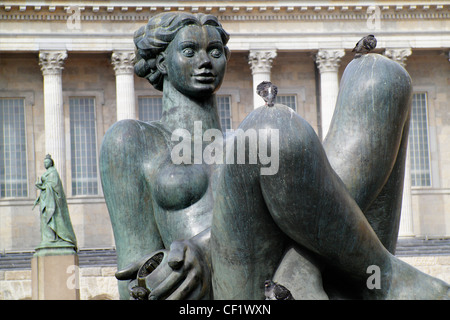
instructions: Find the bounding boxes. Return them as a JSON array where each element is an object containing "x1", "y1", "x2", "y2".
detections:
[{"x1": 193, "y1": 72, "x2": 216, "y2": 83}]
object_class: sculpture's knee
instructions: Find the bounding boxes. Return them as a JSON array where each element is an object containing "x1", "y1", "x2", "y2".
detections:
[{"x1": 238, "y1": 104, "x2": 324, "y2": 177}]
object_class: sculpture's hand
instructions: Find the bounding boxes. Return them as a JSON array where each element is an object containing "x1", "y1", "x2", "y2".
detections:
[{"x1": 148, "y1": 239, "x2": 210, "y2": 300}]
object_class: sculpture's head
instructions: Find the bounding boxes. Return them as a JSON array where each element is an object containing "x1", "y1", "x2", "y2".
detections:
[
  {"x1": 134, "y1": 12, "x2": 230, "y2": 98},
  {"x1": 44, "y1": 154, "x2": 54, "y2": 169}
]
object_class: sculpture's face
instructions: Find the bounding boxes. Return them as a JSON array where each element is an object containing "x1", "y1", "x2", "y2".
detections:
[
  {"x1": 44, "y1": 159, "x2": 52, "y2": 169},
  {"x1": 162, "y1": 24, "x2": 227, "y2": 98}
]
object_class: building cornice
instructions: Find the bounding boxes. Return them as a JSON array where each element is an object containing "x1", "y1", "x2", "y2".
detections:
[{"x1": 1, "y1": 2, "x2": 449, "y2": 21}]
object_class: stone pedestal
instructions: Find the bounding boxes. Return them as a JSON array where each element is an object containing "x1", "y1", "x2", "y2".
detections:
[{"x1": 32, "y1": 247, "x2": 80, "y2": 300}]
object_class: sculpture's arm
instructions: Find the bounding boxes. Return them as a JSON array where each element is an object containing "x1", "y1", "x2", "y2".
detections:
[{"x1": 100, "y1": 119, "x2": 164, "y2": 299}]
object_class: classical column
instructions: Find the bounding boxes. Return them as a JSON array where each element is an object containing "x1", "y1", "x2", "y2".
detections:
[
  {"x1": 384, "y1": 48, "x2": 412, "y2": 68},
  {"x1": 248, "y1": 49, "x2": 277, "y2": 109},
  {"x1": 39, "y1": 50, "x2": 68, "y2": 188},
  {"x1": 315, "y1": 49, "x2": 345, "y2": 139},
  {"x1": 111, "y1": 51, "x2": 136, "y2": 121},
  {"x1": 384, "y1": 48, "x2": 414, "y2": 237}
]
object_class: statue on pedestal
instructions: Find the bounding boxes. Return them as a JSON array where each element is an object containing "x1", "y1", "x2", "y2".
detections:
[
  {"x1": 33, "y1": 154, "x2": 77, "y2": 255},
  {"x1": 100, "y1": 12, "x2": 449, "y2": 300}
]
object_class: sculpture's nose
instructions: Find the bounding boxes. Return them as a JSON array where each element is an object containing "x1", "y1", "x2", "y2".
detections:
[{"x1": 197, "y1": 50, "x2": 212, "y2": 69}]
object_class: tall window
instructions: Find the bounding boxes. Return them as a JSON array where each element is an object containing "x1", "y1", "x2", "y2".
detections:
[
  {"x1": 139, "y1": 96, "x2": 163, "y2": 122},
  {"x1": 409, "y1": 93, "x2": 431, "y2": 187},
  {"x1": 275, "y1": 95, "x2": 297, "y2": 112},
  {"x1": 0, "y1": 98, "x2": 28, "y2": 198},
  {"x1": 69, "y1": 97, "x2": 98, "y2": 195},
  {"x1": 217, "y1": 95, "x2": 232, "y2": 130}
]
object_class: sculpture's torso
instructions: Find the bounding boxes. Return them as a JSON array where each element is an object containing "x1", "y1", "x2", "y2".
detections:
[{"x1": 141, "y1": 122, "x2": 216, "y2": 247}]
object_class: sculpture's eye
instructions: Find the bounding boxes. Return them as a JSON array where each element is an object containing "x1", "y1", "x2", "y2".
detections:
[
  {"x1": 182, "y1": 48, "x2": 195, "y2": 57},
  {"x1": 210, "y1": 48, "x2": 222, "y2": 58}
]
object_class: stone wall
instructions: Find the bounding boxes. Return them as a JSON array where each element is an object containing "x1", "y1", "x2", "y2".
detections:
[
  {"x1": 0, "y1": 266, "x2": 119, "y2": 300},
  {"x1": 399, "y1": 256, "x2": 450, "y2": 284},
  {"x1": 1, "y1": 258, "x2": 448, "y2": 300}
]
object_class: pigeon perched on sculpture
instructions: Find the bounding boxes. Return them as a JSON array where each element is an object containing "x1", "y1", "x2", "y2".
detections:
[
  {"x1": 264, "y1": 280, "x2": 295, "y2": 300},
  {"x1": 257, "y1": 81, "x2": 278, "y2": 107},
  {"x1": 352, "y1": 34, "x2": 377, "y2": 57}
]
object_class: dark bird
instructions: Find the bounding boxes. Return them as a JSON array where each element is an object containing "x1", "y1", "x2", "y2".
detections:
[
  {"x1": 257, "y1": 81, "x2": 278, "y2": 107},
  {"x1": 352, "y1": 35, "x2": 377, "y2": 57},
  {"x1": 264, "y1": 280, "x2": 295, "y2": 300}
]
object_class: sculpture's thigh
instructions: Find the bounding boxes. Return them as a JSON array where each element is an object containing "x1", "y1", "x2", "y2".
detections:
[{"x1": 211, "y1": 162, "x2": 286, "y2": 300}]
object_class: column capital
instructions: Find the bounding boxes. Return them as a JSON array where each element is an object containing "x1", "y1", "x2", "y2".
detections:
[
  {"x1": 248, "y1": 49, "x2": 277, "y2": 74},
  {"x1": 39, "y1": 50, "x2": 68, "y2": 76},
  {"x1": 112, "y1": 51, "x2": 136, "y2": 75},
  {"x1": 384, "y1": 48, "x2": 412, "y2": 67},
  {"x1": 315, "y1": 49, "x2": 345, "y2": 73}
]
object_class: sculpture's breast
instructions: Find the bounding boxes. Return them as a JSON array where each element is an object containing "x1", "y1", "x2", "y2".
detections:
[{"x1": 153, "y1": 163, "x2": 209, "y2": 211}]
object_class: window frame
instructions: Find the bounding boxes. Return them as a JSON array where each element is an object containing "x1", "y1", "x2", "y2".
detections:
[
  {"x1": 0, "y1": 97, "x2": 28, "y2": 198},
  {"x1": 138, "y1": 95, "x2": 163, "y2": 123},
  {"x1": 409, "y1": 92, "x2": 433, "y2": 189},
  {"x1": 0, "y1": 91, "x2": 34, "y2": 201},
  {"x1": 275, "y1": 94, "x2": 298, "y2": 112},
  {"x1": 216, "y1": 95, "x2": 233, "y2": 131},
  {"x1": 64, "y1": 90, "x2": 104, "y2": 198}
]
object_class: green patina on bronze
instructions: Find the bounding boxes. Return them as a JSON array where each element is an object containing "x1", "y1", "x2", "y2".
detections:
[
  {"x1": 100, "y1": 12, "x2": 449, "y2": 300},
  {"x1": 33, "y1": 155, "x2": 77, "y2": 256}
]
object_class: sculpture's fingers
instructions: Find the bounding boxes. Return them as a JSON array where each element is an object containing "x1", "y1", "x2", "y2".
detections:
[
  {"x1": 168, "y1": 241, "x2": 187, "y2": 270},
  {"x1": 166, "y1": 271, "x2": 200, "y2": 300},
  {"x1": 148, "y1": 270, "x2": 185, "y2": 300}
]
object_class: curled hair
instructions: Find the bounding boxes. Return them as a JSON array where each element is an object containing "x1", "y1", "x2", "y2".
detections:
[{"x1": 134, "y1": 12, "x2": 230, "y2": 91}]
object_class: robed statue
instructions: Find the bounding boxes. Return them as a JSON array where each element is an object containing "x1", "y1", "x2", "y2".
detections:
[{"x1": 34, "y1": 154, "x2": 77, "y2": 252}]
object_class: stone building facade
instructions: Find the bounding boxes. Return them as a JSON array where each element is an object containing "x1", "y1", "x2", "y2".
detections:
[{"x1": 0, "y1": 1, "x2": 449, "y2": 299}]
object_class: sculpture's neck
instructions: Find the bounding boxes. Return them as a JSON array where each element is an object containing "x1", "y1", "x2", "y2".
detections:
[{"x1": 160, "y1": 79, "x2": 222, "y2": 136}]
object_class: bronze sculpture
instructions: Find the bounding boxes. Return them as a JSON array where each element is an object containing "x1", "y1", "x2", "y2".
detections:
[
  {"x1": 100, "y1": 12, "x2": 449, "y2": 300},
  {"x1": 33, "y1": 154, "x2": 77, "y2": 253}
]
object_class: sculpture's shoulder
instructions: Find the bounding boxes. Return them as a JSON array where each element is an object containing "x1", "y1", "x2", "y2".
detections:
[
  {"x1": 101, "y1": 119, "x2": 169, "y2": 157},
  {"x1": 42, "y1": 167, "x2": 60, "y2": 185},
  {"x1": 99, "y1": 119, "x2": 171, "y2": 187}
]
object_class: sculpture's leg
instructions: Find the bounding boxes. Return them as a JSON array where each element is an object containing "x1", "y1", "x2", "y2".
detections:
[
  {"x1": 100, "y1": 119, "x2": 164, "y2": 299},
  {"x1": 323, "y1": 54, "x2": 412, "y2": 251},
  {"x1": 212, "y1": 104, "x2": 449, "y2": 300},
  {"x1": 360, "y1": 116, "x2": 410, "y2": 253},
  {"x1": 211, "y1": 141, "x2": 287, "y2": 299},
  {"x1": 211, "y1": 105, "x2": 390, "y2": 299},
  {"x1": 274, "y1": 54, "x2": 413, "y2": 298}
]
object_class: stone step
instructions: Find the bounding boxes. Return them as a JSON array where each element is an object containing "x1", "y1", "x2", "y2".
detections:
[
  {"x1": 0, "y1": 249, "x2": 117, "y2": 270},
  {"x1": 2, "y1": 239, "x2": 450, "y2": 270},
  {"x1": 394, "y1": 238, "x2": 450, "y2": 256}
]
